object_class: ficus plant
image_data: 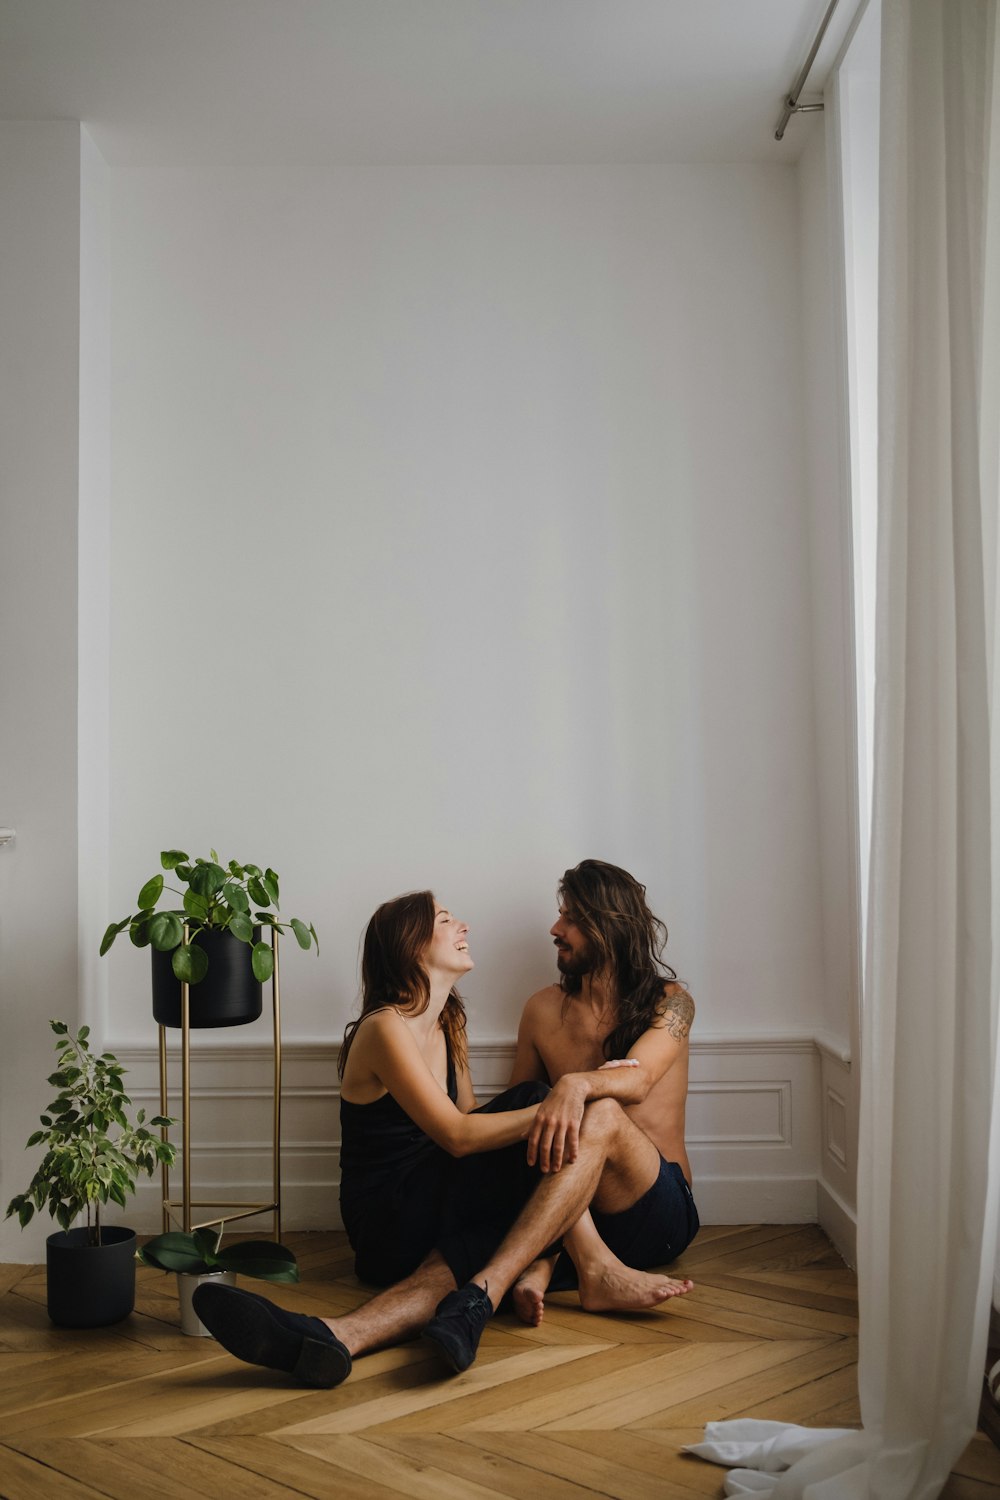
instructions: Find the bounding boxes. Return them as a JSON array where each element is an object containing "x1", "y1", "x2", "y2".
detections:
[
  {"x1": 5, "y1": 1021, "x2": 176, "y2": 1247},
  {"x1": 99, "y1": 850, "x2": 319, "y2": 985}
]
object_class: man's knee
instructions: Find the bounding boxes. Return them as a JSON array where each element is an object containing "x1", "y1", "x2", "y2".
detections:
[{"x1": 580, "y1": 1096, "x2": 627, "y2": 1141}]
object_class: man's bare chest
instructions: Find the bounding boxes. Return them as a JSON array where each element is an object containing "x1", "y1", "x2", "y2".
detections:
[{"x1": 536, "y1": 1009, "x2": 613, "y2": 1081}]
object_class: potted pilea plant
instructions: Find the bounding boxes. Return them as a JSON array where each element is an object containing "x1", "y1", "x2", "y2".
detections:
[
  {"x1": 100, "y1": 849, "x2": 319, "y2": 1028},
  {"x1": 137, "y1": 1223, "x2": 299, "y2": 1336},
  {"x1": 5, "y1": 1020, "x2": 176, "y2": 1327}
]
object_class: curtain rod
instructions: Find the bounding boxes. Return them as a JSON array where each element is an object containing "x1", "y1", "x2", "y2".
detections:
[{"x1": 775, "y1": 0, "x2": 844, "y2": 140}]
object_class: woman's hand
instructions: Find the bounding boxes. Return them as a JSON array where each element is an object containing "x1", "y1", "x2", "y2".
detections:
[{"x1": 526, "y1": 1076, "x2": 588, "y2": 1172}]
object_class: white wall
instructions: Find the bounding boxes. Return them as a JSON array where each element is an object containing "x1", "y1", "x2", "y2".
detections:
[
  {"x1": 1, "y1": 149, "x2": 842, "y2": 1250},
  {"x1": 78, "y1": 127, "x2": 112, "y2": 1041},
  {"x1": 105, "y1": 162, "x2": 827, "y2": 1053},
  {"x1": 798, "y1": 114, "x2": 861, "y2": 1260},
  {"x1": 0, "y1": 122, "x2": 83, "y2": 1261}
]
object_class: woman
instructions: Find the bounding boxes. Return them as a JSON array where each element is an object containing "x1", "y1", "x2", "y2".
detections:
[{"x1": 338, "y1": 890, "x2": 551, "y2": 1288}]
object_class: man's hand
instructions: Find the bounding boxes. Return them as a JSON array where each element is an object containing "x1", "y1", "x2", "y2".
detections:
[{"x1": 526, "y1": 1076, "x2": 589, "y2": 1172}]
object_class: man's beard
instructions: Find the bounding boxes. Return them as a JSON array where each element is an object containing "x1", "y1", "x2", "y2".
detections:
[{"x1": 556, "y1": 944, "x2": 594, "y2": 979}]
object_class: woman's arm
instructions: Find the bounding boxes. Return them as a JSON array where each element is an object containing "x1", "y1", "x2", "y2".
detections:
[
  {"x1": 359, "y1": 1011, "x2": 537, "y2": 1157},
  {"x1": 454, "y1": 1057, "x2": 478, "y2": 1114}
]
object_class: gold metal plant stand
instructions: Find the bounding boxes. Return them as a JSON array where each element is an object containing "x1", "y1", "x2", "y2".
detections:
[{"x1": 158, "y1": 926, "x2": 282, "y2": 1238}]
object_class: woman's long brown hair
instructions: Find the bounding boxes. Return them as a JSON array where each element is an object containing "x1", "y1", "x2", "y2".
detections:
[{"x1": 338, "y1": 890, "x2": 468, "y2": 1078}]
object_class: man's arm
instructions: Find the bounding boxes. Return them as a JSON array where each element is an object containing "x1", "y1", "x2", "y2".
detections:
[{"x1": 526, "y1": 987, "x2": 694, "y2": 1171}]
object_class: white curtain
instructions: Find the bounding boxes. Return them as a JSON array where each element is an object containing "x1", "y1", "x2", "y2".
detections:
[{"x1": 689, "y1": 1, "x2": 1000, "y2": 1495}]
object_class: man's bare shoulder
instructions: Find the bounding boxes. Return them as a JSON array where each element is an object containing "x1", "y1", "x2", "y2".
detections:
[
  {"x1": 658, "y1": 981, "x2": 695, "y2": 1042},
  {"x1": 521, "y1": 984, "x2": 563, "y2": 1025}
]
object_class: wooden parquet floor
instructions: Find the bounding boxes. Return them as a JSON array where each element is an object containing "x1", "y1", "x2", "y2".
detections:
[{"x1": 1, "y1": 1226, "x2": 998, "y2": 1499}]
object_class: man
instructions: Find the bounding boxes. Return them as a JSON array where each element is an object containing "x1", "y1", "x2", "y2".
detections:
[{"x1": 508, "y1": 858, "x2": 699, "y2": 1323}]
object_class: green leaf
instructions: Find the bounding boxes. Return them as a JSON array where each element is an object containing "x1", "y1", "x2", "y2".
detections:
[
  {"x1": 50, "y1": 1020, "x2": 69, "y2": 1035},
  {"x1": 175, "y1": 863, "x2": 193, "y2": 881},
  {"x1": 228, "y1": 860, "x2": 244, "y2": 877},
  {"x1": 161, "y1": 849, "x2": 189, "y2": 870},
  {"x1": 215, "y1": 1241, "x2": 300, "y2": 1282},
  {"x1": 229, "y1": 912, "x2": 253, "y2": 944},
  {"x1": 263, "y1": 870, "x2": 280, "y2": 906},
  {"x1": 137, "y1": 1234, "x2": 212, "y2": 1274},
  {"x1": 129, "y1": 916, "x2": 152, "y2": 948},
  {"x1": 99, "y1": 918, "x2": 130, "y2": 956},
  {"x1": 148, "y1": 911, "x2": 184, "y2": 952},
  {"x1": 290, "y1": 918, "x2": 311, "y2": 951},
  {"x1": 210, "y1": 848, "x2": 220, "y2": 863},
  {"x1": 183, "y1": 889, "x2": 210, "y2": 920},
  {"x1": 251, "y1": 943, "x2": 274, "y2": 983},
  {"x1": 188, "y1": 862, "x2": 225, "y2": 898},
  {"x1": 193, "y1": 1226, "x2": 221, "y2": 1260},
  {"x1": 223, "y1": 883, "x2": 250, "y2": 914},
  {"x1": 171, "y1": 941, "x2": 209, "y2": 984},
  {"x1": 247, "y1": 877, "x2": 269, "y2": 907},
  {"x1": 309, "y1": 923, "x2": 320, "y2": 954},
  {"x1": 78, "y1": 1026, "x2": 89, "y2": 1042},
  {"x1": 244, "y1": 864, "x2": 262, "y2": 878},
  {"x1": 137, "y1": 874, "x2": 164, "y2": 909}
]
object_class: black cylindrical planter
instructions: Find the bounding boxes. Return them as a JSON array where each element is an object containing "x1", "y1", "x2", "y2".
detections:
[
  {"x1": 46, "y1": 1226, "x2": 137, "y2": 1327},
  {"x1": 151, "y1": 927, "x2": 263, "y2": 1029}
]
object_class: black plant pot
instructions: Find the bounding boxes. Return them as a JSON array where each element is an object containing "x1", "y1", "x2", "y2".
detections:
[
  {"x1": 46, "y1": 1226, "x2": 137, "y2": 1327},
  {"x1": 151, "y1": 927, "x2": 263, "y2": 1029}
]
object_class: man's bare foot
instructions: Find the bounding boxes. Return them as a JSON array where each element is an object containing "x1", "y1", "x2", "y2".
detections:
[
  {"x1": 577, "y1": 1264, "x2": 694, "y2": 1313},
  {"x1": 511, "y1": 1265, "x2": 550, "y2": 1327}
]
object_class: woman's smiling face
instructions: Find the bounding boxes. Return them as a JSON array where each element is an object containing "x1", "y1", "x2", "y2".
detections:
[{"x1": 423, "y1": 903, "x2": 473, "y2": 979}]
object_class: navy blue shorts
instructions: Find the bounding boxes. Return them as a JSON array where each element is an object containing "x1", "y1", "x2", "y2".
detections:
[{"x1": 548, "y1": 1155, "x2": 699, "y2": 1291}]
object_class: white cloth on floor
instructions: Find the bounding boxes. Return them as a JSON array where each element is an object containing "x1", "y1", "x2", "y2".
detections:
[
  {"x1": 684, "y1": 1421, "x2": 856, "y2": 1473},
  {"x1": 684, "y1": 1423, "x2": 890, "y2": 1497}
]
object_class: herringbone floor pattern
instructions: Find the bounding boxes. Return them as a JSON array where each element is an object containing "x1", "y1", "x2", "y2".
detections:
[{"x1": 1, "y1": 1226, "x2": 998, "y2": 1498}]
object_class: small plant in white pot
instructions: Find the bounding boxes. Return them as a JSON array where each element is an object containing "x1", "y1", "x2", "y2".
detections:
[
  {"x1": 5, "y1": 1020, "x2": 176, "y2": 1327},
  {"x1": 138, "y1": 1224, "x2": 299, "y2": 1335}
]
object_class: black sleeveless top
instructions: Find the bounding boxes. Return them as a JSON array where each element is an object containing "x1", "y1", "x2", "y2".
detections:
[{"x1": 339, "y1": 1023, "x2": 457, "y2": 1217}]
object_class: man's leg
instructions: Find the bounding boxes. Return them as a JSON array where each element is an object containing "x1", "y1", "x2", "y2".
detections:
[
  {"x1": 422, "y1": 1097, "x2": 689, "y2": 1368},
  {"x1": 511, "y1": 1209, "x2": 694, "y2": 1326},
  {"x1": 193, "y1": 1248, "x2": 461, "y2": 1387},
  {"x1": 319, "y1": 1251, "x2": 456, "y2": 1353},
  {"x1": 195, "y1": 1099, "x2": 683, "y2": 1384}
]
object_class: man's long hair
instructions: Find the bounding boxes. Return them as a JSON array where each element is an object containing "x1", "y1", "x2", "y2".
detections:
[
  {"x1": 559, "y1": 859, "x2": 678, "y2": 1060},
  {"x1": 338, "y1": 890, "x2": 468, "y2": 1077}
]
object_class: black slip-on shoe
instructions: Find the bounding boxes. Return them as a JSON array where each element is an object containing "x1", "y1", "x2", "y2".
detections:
[
  {"x1": 191, "y1": 1282, "x2": 352, "y2": 1388},
  {"x1": 421, "y1": 1281, "x2": 494, "y2": 1374}
]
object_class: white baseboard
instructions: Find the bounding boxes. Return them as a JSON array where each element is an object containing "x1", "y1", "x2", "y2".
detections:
[
  {"x1": 817, "y1": 1177, "x2": 857, "y2": 1267},
  {"x1": 8, "y1": 1032, "x2": 855, "y2": 1252},
  {"x1": 693, "y1": 1174, "x2": 818, "y2": 1225}
]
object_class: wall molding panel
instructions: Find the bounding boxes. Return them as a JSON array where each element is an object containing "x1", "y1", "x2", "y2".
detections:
[{"x1": 113, "y1": 1032, "x2": 845, "y2": 1234}]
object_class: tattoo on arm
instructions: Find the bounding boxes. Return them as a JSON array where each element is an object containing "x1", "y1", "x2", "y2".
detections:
[{"x1": 662, "y1": 991, "x2": 695, "y2": 1042}]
